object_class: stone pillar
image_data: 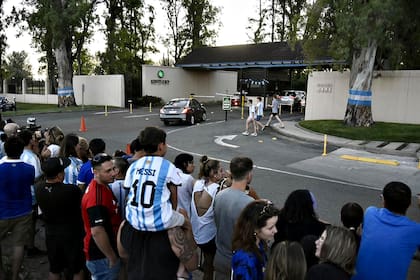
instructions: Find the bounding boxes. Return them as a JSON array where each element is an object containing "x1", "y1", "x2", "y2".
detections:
[
  {"x1": 3, "y1": 79, "x2": 7, "y2": 94},
  {"x1": 22, "y1": 78, "x2": 27, "y2": 94},
  {"x1": 45, "y1": 77, "x2": 50, "y2": 95}
]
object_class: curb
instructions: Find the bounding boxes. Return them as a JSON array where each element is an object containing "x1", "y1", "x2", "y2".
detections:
[{"x1": 271, "y1": 123, "x2": 420, "y2": 165}]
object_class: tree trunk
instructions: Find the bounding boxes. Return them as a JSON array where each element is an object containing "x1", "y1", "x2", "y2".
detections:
[
  {"x1": 343, "y1": 40, "x2": 377, "y2": 127},
  {"x1": 54, "y1": 39, "x2": 76, "y2": 107}
]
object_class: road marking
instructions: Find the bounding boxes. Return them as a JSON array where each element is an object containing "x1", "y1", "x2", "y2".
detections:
[
  {"x1": 166, "y1": 120, "x2": 379, "y2": 191},
  {"x1": 167, "y1": 144, "x2": 379, "y2": 191},
  {"x1": 214, "y1": 135, "x2": 239, "y2": 149},
  {"x1": 340, "y1": 155, "x2": 400, "y2": 166},
  {"x1": 166, "y1": 120, "x2": 225, "y2": 135},
  {"x1": 124, "y1": 113, "x2": 159, "y2": 119}
]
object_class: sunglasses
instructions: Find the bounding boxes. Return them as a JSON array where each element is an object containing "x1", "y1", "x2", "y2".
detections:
[
  {"x1": 92, "y1": 153, "x2": 112, "y2": 167},
  {"x1": 259, "y1": 201, "x2": 274, "y2": 217}
]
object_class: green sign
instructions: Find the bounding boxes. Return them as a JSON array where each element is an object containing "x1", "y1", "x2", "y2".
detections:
[
  {"x1": 223, "y1": 96, "x2": 231, "y2": 110},
  {"x1": 157, "y1": 70, "x2": 165, "y2": 78}
]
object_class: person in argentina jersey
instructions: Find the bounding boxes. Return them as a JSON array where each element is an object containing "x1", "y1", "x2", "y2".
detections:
[
  {"x1": 123, "y1": 127, "x2": 191, "y2": 279},
  {"x1": 124, "y1": 127, "x2": 185, "y2": 231}
]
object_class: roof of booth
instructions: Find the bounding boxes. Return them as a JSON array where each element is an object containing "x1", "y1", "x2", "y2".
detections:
[{"x1": 176, "y1": 42, "x2": 342, "y2": 69}]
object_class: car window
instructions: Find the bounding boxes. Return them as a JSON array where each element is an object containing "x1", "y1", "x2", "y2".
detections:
[{"x1": 168, "y1": 100, "x2": 188, "y2": 107}]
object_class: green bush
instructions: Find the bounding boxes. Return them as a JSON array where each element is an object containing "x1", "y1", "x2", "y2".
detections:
[{"x1": 135, "y1": 95, "x2": 164, "y2": 107}]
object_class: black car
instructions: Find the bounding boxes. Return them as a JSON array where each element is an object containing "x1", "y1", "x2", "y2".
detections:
[
  {"x1": 0, "y1": 96, "x2": 16, "y2": 111},
  {"x1": 160, "y1": 98, "x2": 207, "y2": 125}
]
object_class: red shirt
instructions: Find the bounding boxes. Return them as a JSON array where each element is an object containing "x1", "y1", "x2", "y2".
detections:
[{"x1": 81, "y1": 179, "x2": 122, "y2": 260}]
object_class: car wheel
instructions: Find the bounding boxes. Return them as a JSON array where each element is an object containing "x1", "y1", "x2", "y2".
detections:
[
  {"x1": 201, "y1": 112, "x2": 207, "y2": 122},
  {"x1": 189, "y1": 115, "x2": 195, "y2": 125},
  {"x1": 163, "y1": 120, "x2": 170, "y2": 126}
]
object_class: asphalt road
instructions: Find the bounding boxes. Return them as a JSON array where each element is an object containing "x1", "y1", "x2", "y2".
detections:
[
  {"x1": 10, "y1": 104, "x2": 420, "y2": 223},
  {"x1": 8, "y1": 104, "x2": 420, "y2": 279}
]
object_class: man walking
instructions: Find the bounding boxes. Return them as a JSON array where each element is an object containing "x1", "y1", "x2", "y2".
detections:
[
  {"x1": 265, "y1": 94, "x2": 285, "y2": 128},
  {"x1": 353, "y1": 181, "x2": 420, "y2": 280},
  {"x1": 213, "y1": 157, "x2": 255, "y2": 280},
  {"x1": 82, "y1": 153, "x2": 121, "y2": 279}
]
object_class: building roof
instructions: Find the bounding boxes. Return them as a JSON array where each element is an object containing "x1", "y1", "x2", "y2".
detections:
[{"x1": 176, "y1": 42, "x2": 340, "y2": 70}]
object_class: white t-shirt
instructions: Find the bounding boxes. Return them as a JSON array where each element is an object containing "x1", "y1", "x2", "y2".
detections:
[
  {"x1": 47, "y1": 144, "x2": 60, "y2": 157},
  {"x1": 176, "y1": 169, "x2": 195, "y2": 218},
  {"x1": 190, "y1": 179, "x2": 219, "y2": 244},
  {"x1": 256, "y1": 101, "x2": 264, "y2": 116},
  {"x1": 248, "y1": 104, "x2": 256, "y2": 117}
]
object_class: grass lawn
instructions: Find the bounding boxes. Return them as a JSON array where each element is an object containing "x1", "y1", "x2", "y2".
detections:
[
  {"x1": 299, "y1": 120, "x2": 420, "y2": 143},
  {"x1": 1, "y1": 103, "x2": 102, "y2": 117}
]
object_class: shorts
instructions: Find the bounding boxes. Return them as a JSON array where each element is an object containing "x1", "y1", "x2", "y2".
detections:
[
  {"x1": 255, "y1": 115, "x2": 262, "y2": 121},
  {"x1": 0, "y1": 213, "x2": 32, "y2": 246},
  {"x1": 46, "y1": 233, "x2": 85, "y2": 274},
  {"x1": 86, "y1": 258, "x2": 120, "y2": 280},
  {"x1": 198, "y1": 238, "x2": 216, "y2": 255},
  {"x1": 270, "y1": 112, "x2": 278, "y2": 116}
]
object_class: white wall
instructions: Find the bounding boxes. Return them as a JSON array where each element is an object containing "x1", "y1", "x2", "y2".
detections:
[
  {"x1": 73, "y1": 75, "x2": 125, "y2": 107},
  {"x1": 142, "y1": 65, "x2": 237, "y2": 103},
  {"x1": 1, "y1": 75, "x2": 125, "y2": 107},
  {"x1": 0, "y1": 92, "x2": 58, "y2": 105},
  {"x1": 306, "y1": 70, "x2": 420, "y2": 124}
]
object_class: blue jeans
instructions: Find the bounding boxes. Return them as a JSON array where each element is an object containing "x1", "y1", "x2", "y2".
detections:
[{"x1": 86, "y1": 258, "x2": 120, "y2": 280}]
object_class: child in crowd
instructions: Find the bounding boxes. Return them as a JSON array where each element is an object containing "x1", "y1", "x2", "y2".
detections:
[
  {"x1": 123, "y1": 127, "x2": 188, "y2": 278},
  {"x1": 110, "y1": 157, "x2": 130, "y2": 219}
]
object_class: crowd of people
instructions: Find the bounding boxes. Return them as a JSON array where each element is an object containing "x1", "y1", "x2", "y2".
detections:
[{"x1": 1, "y1": 115, "x2": 420, "y2": 280}]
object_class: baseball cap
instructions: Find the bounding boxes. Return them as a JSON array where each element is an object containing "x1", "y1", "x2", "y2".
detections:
[{"x1": 41, "y1": 157, "x2": 71, "y2": 178}]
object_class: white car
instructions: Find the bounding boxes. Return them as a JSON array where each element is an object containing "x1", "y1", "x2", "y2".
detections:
[{"x1": 279, "y1": 90, "x2": 306, "y2": 108}]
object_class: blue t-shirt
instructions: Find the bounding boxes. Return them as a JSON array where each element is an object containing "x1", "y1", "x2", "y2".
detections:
[
  {"x1": 353, "y1": 207, "x2": 420, "y2": 280},
  {"x1": 77, "y1": 160, "x2": 93, "y2": 186},
  {"x1": 0, "y1": 160, "x2": 35, "y2": 219},
  {"x1": 232, "y1": 242, "x2": 267, "y2": 280}
]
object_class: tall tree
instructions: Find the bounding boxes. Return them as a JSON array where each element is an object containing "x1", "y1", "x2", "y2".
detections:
[
  {"x1": 100, "y1": 0, "x2": 156, "y2": 73},
  {"x1": 161, "y1": 0, "x2": 189, "y2": 63},
  {"x1": 4, "y1": 51, "x2": 32, "y2": 93},
  {"x1": 0, "y1": 0, "x2": 6, "y2": 88},
  {"x1": 246, "y1": 0, "x2": 269, "y2": 43},
  {"x1": 15, "y1": 0, "x2": 97, "y2": 106},
  {"x1": 247, "y1": 0, "x2": 306, "y2": 43},
  {"x1": 159, "y1": 0, "x2": 219, "y2": 63},
  {"x1": 304, "y1": 0, "x2": 420, "y2": 127},
  {"x1": 183, "y1": 0, "x2": 219, "y2": 50}
]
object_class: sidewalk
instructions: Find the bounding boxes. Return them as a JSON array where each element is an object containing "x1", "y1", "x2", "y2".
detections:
[{"x1": 270, "y1": 121, "x2": 420, "y2": 161}]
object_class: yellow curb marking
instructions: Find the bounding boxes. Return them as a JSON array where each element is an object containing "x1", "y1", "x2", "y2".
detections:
[{"x1": 340, "y1": 155, "x2": 400, "y2": 166}]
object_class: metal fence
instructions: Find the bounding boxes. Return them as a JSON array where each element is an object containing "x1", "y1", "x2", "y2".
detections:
[{"x1": 26, "y1": 79, "x2": 45, "y2": 95}]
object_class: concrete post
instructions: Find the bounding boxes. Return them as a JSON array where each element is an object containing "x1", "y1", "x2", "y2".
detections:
[
  {"x1": 2, "y1": 79, "x2": 7, "y2": 94},
  {"x1": 22, "y1": 78, "x2": 27, "y2": 94},
  {"x1": 45, "y1": 77, "x2": 50, "y2": 95}
]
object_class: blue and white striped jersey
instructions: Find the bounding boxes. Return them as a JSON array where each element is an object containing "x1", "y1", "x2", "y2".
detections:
[
  {"x1": 63, "y1": 156, "x2": 83, "y2": 185},
  {"x1": 124, "y1": 156, "x2": 182, "y2": 231}
]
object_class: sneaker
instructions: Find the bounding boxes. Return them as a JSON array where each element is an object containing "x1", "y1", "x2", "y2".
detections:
[
  {"x1": 242, "y1": 131, "x2": 249, "y2": 136},
  {"x1": 251, "y1": 133, "x2": 257, "y2": 136}
]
